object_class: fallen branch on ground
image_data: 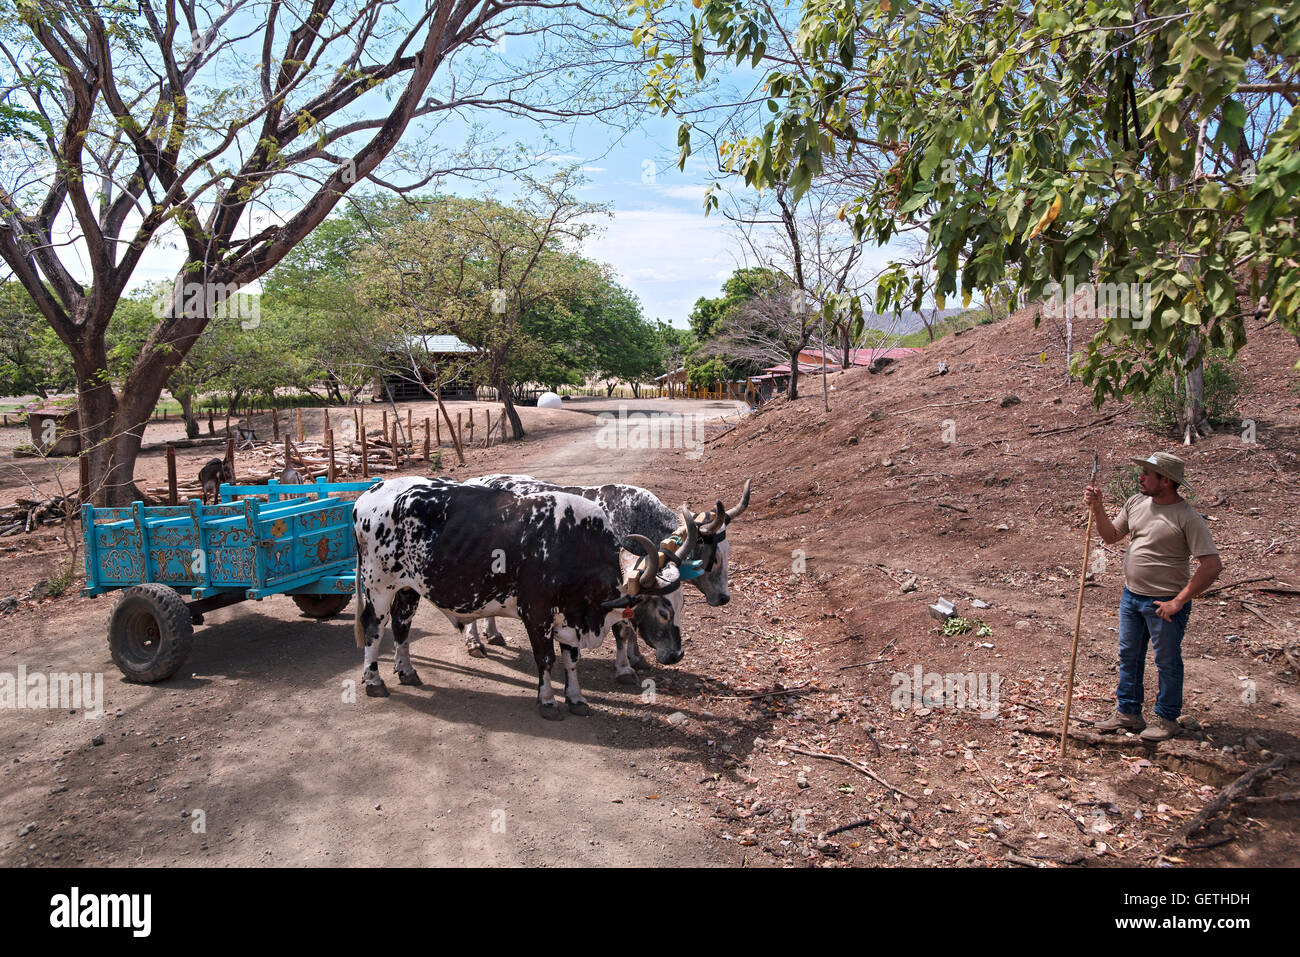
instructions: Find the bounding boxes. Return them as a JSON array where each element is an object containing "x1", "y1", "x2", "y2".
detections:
[
  {"x1": 1202, "y1": 575, "x2": 1277, "y2": 597},
  {"x1": 707, "y1": 683, "x2": 822, "y2": 701},
  {"x1": 778, "y1": 742, "x2": 922, "y2": 802},
  {"x1": 1157, "y1": 755, "x2": 1291, "y2": 862}
]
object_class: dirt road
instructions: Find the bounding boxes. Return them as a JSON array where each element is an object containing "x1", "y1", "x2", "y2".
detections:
[{"x1": 0, "y1": 398, "x2": 751, "y2": 867}]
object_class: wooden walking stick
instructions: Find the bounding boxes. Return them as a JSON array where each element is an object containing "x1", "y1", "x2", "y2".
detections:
[{"x1": 1061, "y1": 453, "x2": 1100, "y2": 757}]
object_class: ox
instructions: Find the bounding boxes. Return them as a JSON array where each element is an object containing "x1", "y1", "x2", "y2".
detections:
[
  {"x1": 463, "y1": 473, "x2": 751, "y2": 682},
  {"x1": 352, "y1": 477, "x2": 693, "y2": 720}
]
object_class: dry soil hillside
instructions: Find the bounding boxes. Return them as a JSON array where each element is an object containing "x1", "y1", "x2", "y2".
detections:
[{"x1": 631, "y1": 304, "x2": 1300, "y2": 867}]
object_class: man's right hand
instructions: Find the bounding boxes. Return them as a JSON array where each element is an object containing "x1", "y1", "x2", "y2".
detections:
[{"x1": 1084, "y1": 485, "x2": 1103, "y2": 509}]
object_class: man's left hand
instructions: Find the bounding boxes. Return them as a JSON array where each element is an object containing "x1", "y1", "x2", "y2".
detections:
[{"x1": 1154, "y1": 598, "x2": 1185, "y2": 621}]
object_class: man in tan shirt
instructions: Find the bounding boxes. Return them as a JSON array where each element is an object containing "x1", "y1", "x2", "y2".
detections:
[{"x1": 1084, "y1": 452, "x2": 1222, "y2": 741}]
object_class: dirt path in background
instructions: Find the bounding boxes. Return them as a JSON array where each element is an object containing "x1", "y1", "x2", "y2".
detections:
[{"x1": 0, "y1": 397, "x2": 749, "y2": 867}]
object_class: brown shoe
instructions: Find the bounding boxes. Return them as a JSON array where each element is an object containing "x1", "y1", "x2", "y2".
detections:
[
  {"x1": 1140, "y1": 715, "x2": 1179, "y2": 742},
  {"x1": 1094, "y1": 709, "x2": 1146, "y2": 732}
]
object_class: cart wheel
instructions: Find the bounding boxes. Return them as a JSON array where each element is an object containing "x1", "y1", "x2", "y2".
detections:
[
  {"x1": 291, "y1": 593, "x2": 353, "y2": 619},
  {"x1": 108, "y1": 583, "x2": 194, "y2": 683}
]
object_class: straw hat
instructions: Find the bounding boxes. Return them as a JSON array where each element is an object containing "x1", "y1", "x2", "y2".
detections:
[{"x1": 1130, "y1": 451, "x2": 1191, "y2": 490}]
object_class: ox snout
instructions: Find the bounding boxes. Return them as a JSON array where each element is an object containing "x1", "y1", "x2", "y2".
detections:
[
  {"x1": 654, "y1": 634, "x2": 684, "y2": 665},
  {"x1": 706, "y1": 592, "x2": 730, "y2": 606}
]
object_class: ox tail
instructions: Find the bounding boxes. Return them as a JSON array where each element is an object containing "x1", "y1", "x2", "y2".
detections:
[{"x1": 353, "y1": 549, "x2": 366, "y2": 649}]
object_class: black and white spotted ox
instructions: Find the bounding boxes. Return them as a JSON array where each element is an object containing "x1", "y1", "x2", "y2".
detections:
[
  {"x1": 351, "y1": 477, "x2": 693, "y2": 720},
  {"x1": 463, "y1": 473, "x2": 751, "y2": 682}
]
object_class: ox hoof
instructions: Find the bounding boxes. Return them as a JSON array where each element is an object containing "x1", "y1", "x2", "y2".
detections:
[
  {"x1": 398, "y1": 669, "x2": 423, "y2": 687},
  {"x1": 566, "y1": 700, "x2": 591, "y2": 716},
  {"x1": 487, "y1": 634, "x2": 508, "y2": 647},
  {"x1": 615, "y1": 669, "x2": 639, "y2": 685},
  {"x1": 538, "y1": 703, "x2": 564, "y2": 721},
  {"x1": 466, "y1": 644, "x2": 488, "y2": 659},
  {"x1": 365, "y1": 681, "x2": 390, "y2": 698}
]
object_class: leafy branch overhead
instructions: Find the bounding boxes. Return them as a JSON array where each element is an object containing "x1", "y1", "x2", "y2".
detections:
[{"x1": 629, "y1": 0, "x2": 1300, "y2": 404}]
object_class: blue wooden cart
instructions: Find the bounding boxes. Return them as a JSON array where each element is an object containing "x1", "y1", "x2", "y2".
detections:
[{"x1": 82, "y1": 478, "x2": 379, "y2": 682}]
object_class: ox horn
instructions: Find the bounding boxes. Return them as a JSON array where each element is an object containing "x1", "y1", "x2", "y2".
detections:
[
  {"x1": 678, "y1": 505, "x2": 698, "y2": 558},
  {"x1": 702, "y1": 499, "x2": 726, "y2": 534},
  {"x1": 628, "y1": 534, "x2": 662, "y2": 587},
  {"x1": 725, "y1": 478, "x2": 752, "y2": 522},
  {"x1": 662, "y1": 506, "x2": 697, "y2": 564}
]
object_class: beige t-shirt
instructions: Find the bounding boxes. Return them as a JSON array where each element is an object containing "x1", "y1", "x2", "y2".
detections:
[{"x1": 1112, "y1": 494, "x2": 1218, "y2": 597}]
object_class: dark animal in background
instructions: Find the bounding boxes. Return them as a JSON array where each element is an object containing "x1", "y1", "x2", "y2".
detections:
[
  {"x1": 279, "y1": 466, "x2": 304, "y2": 498},
  {"x1": 199, "y1": 456, "x2": 234, "y2": 505}
]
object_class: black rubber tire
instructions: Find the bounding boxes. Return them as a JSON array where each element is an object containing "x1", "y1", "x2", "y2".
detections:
[
  {"x1": 291, "y1": 593, "x2": 353, "y2": 619},
  {"x1": 108, "y1": 583, "x2": 194, "y2": 683}
]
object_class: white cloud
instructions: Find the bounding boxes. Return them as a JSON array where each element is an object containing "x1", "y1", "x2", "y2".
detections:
[
  {"x1": 579, "y1": 205, "x2": 755, "y2": 322},
  {"x1": 653, "y1": 184, "x2": 713, "y2": 202}
]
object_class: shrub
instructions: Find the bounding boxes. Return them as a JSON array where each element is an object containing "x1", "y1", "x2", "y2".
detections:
[
  {"x1": 1133, "y1": 351, "x2": 1245, "y2": 435},
  {"x1": 687, "y1": 357, "x2": 728, "y2": 389}
]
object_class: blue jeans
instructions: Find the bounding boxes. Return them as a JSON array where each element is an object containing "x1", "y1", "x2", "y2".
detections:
[{"x1": 1117, "y1": 587, "x2": 1191, "y2": 720}]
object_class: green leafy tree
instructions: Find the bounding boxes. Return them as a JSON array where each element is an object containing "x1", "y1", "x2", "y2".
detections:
[
  {"x1": 631, "y1": 0, "x2": 1300, "y2": 440},
  {"x1": 688, "y1": 267, "x2": 782, "y2": 342},
  {"x1": 261, "y1": 213, "x2": 391, "y2": 405},
  {"x1": 356, "y1": 171, "x2": 608, "y2": 439},
  {"x1": 654, "y1": 320, "x2": 696, "y2": 372},
  {"x1": 687, "y1": 356, "x2": 728, "y2": 390},
  {"x1": 587, "y1": 283, "x2": 663, "y2": 395},
  {"x1": 0, "y1": 280, "x2": 71, "y2": 396}
]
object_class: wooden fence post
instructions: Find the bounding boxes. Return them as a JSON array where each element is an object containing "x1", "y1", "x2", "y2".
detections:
[
  {"x1": 436, "y1": 412, "x2": 441, "y2": 447},
  {"x1": 485, "y1": 410, "x2": 492, "y2": 448},
  {"x1": 327, "y1": 429, "x2": 336, "y2": 482},
  {"x1": 360, "y1": 427, "x2": 369, "y2": 478},
  {"x1": 297, "y1": 407, "x2": 304, "y2": 443},
  {"x1": 457, "y1": 412, "x2": 463, "y2": 451},
  {"x1": 381, "y1": 410, "x2": 388, "y2": 442},
  {"x1": 467, "y1": 411, "x2": 474, "y2": 445},
  {"x1": 166, "y1": 445, "x2": 177, "y2": 505},
  {"x1": 424, "y1": 417, "x2": 431, "y2": 461}
]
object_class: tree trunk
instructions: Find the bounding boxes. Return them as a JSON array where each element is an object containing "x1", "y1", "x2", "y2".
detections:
[
  {"x1": 606, "y1": 381, "x2": 616, "y2": 397},
  {"x1": 839, "y1": 323, "x2": 852, "y2": 369},
  {"x1": 325, "y1": 372, "x2": 345, "y2": 405},
  {"x1": 72, "y1": 338, "x2": 156, "y2": 506},
  {"x1": 497, "y1": 378, "x2": 525, "y2": 439},
  {"x1": 177, "y1": 390, "x2": 200, "y2": 439},
  {"x1": 788, "y1": 348, "x2": 801, "y2": 400},
  {"x1": 1182, "y1": 333, "x2": 1213, "y2": 444},
  {"x1": 631, "y1": 381, "x2": 641, "y2": 398}
]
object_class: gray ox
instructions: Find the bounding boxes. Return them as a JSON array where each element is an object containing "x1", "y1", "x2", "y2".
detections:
[{"x1": 463, "y1": 474, "x2": 751, "y2": 683}]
